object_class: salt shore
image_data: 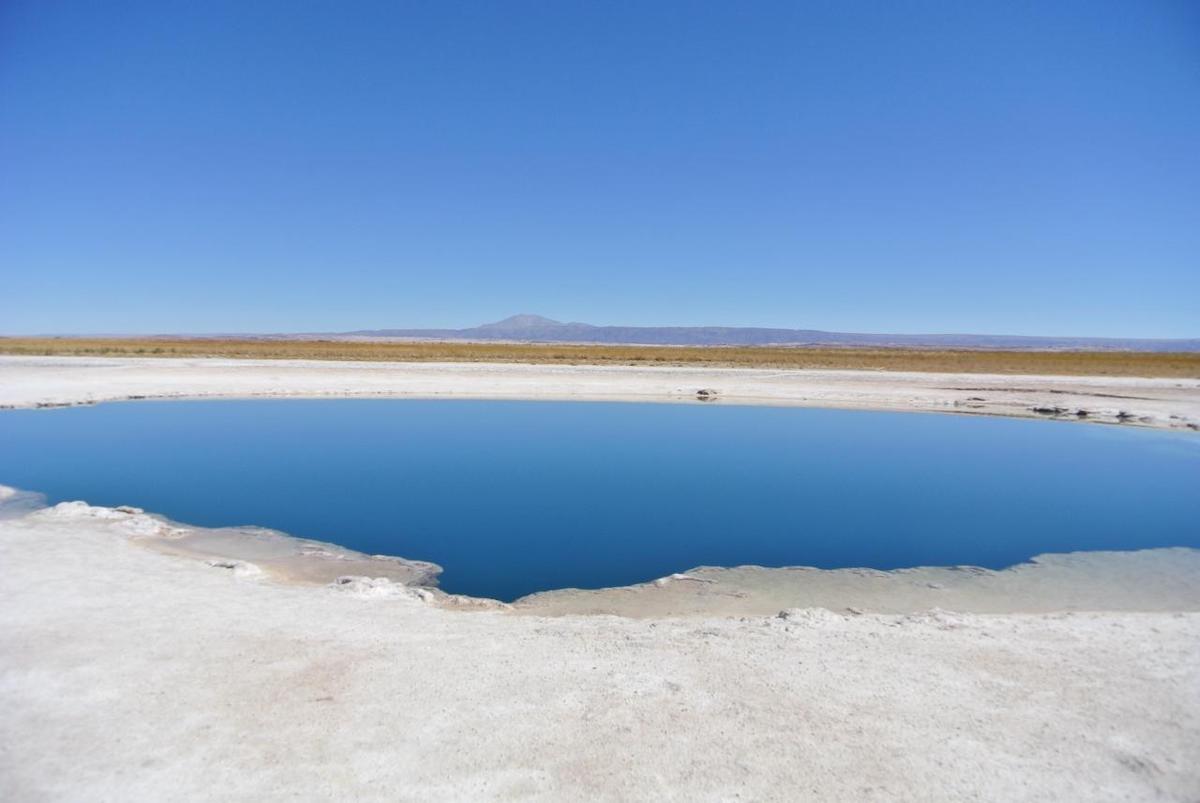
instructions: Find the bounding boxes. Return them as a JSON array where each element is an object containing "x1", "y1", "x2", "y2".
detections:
[
  {"x1": 2, "y1": 357, "x2": 1199, "y2": 799},
  {"x1": 2, "y1": 354, "x2": 1199, "y2": 430}
]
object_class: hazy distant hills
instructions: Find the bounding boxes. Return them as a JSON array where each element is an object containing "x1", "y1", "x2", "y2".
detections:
[{"x1": 340, "y1": 314, "x2": 1200, "y2": 352}]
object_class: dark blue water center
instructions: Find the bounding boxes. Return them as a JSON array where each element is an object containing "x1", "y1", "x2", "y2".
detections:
[{"x1": 2, "y1": 399, "x2": 1198, "y2": 600}]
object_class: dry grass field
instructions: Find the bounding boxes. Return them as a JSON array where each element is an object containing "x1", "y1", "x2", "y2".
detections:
[{"x1": 1, "y1": 337, "x2": 1198, "y2": 377}]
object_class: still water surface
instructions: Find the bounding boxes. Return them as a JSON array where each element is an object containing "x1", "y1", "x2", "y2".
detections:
[{"x1": 2, "y1": 399, "x2": 1198, "y2": 600}]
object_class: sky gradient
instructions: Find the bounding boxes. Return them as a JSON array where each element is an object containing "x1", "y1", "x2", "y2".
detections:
[{"x1": 1, "y1": 1, "x2": 1197, "y2": 337}]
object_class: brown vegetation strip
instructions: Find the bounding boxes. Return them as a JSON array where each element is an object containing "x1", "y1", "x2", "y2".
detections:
[{"x1": 1, "y1": 338, "x2": 1198, "y2": 377}]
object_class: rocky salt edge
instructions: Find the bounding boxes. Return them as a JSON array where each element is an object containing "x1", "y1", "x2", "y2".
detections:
[{"x1": 0, "y1": 487, "x2": 518, "y2": 611}]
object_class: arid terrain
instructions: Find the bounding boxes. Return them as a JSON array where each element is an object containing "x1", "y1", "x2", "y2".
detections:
[{"x1": 3, "y1": 337, "x2": 1199, "y2": 377}]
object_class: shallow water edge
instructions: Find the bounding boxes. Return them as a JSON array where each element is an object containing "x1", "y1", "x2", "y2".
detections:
[{"x1": 5, "y1": 484, "x2": 1198, "y2": 618}]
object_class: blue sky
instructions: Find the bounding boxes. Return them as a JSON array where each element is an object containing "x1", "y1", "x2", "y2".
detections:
[{"x1": 1, "y1": 1, "x2": 1197, "y2": 336}]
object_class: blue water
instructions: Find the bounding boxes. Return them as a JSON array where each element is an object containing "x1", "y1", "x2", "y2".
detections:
[{"x1": 1, "y1": 399, "x2": 1198, "y2": 600}]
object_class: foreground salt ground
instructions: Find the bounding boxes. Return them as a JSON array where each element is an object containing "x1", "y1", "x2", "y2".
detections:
[{"x1": 2, "y1": 498, "x2": 1198, "y2": 801}]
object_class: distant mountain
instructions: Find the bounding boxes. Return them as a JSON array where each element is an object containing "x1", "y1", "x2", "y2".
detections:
[{"x1": 341, "y1": 315, "x2": 1200, "y2": 352}]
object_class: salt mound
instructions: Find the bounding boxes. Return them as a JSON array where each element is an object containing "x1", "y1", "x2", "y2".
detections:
[
  {"x1": 332, "y1": 575, "x2": 434, "y2": 602},
  {"x1": 775, "y1": 607, "x2": 845, "y2": 627}
]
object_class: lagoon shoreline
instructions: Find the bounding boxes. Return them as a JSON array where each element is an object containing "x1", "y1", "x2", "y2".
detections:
[{"x1": 3, "y1": 354, "x2": 1197, "y2": 616}]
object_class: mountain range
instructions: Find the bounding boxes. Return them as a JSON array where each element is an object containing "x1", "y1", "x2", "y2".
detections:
[{"x1": 335, "y1": 314, "x2": 1200, "y2": 352}]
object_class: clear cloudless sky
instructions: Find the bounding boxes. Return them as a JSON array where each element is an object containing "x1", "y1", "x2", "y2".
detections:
[{"x1": 1, "y1": 0, "x2": 1197, "y2": 336}]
